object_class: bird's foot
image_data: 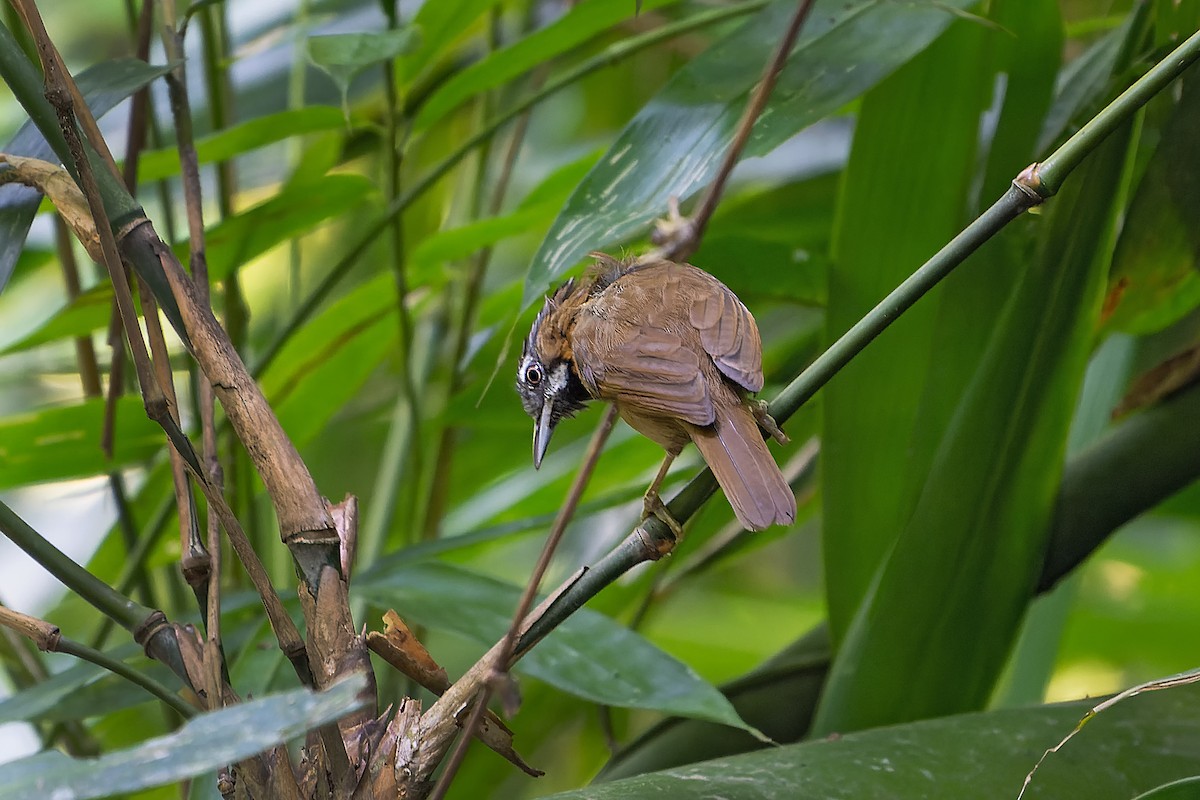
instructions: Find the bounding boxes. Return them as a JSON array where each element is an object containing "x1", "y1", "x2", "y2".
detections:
[
  {"x1": 649, "y1": 196, "x2": 696, "y2": 255},
  {"x1": 751, "y1": 399, "x2": 789, "y2": 445},
  {"x1": 642, "y1": 491, "x2": 685, "y2": 540}
]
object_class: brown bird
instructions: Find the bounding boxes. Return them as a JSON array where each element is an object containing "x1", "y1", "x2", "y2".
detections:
[{"x1": 516, "y1": 253, "x2": 795, "y2": 531}]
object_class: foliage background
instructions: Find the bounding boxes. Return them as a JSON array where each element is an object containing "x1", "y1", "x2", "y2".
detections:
[{"x1": 1, "y1": 0, "x2": 1199, "y2": 797}]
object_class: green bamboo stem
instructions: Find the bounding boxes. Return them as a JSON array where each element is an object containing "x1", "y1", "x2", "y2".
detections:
[
  {"x1": 0, "y1": 500, "x2": 154, "y2": 632},
  {"x1": 1034, "y1": 26, "x2": 1200, "y2": 195},
  {"x1": 516, "y1": 22, "x2": 1200, "y2": 663},
  {"x1": 56, "y1": 636, "x2": 196, "y2": 719}
]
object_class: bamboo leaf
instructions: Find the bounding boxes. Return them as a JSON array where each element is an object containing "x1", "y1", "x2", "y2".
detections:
[
  {"x1": 813, "y1": 125, "x2": 1135, "y2": 734},
  {"x1": 399, "y1": 0, "x2": 498, "y2": 86},
  {"x1": 357, "y1": 561, "x2": 758, "y2": 733},
  {"x1": 413, "y1": 0, "x2": 684, "y2": 130},
  {"x1": 134, "y1": 106, "x2": 348, "y2": 183},
  {"x1": 0, "y1": 57, "x2": 172, "y2": 293},
  {"x1": 0, "y1": 397, "x2": 163, "y2": 490},
  {"x1": 191, "y1": 173, "x2": 376, "y2": 282},
  {"x1": 0, "y1": 677, "x2": 368, "y2": 800},
  {"x1": 1, "y1": 174, "x2": 376, "y2": 354},
  {"x1": 523, "y1": 0, "x2": 977, "y2": 308},
  {"x1": 821, "y1": 17, "x2": 992, "y2": 643},
  {"x1": 552, "y1": 682, "x2": 1200, "y2": 799}
]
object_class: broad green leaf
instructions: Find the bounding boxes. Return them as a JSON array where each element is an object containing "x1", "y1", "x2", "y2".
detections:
[
  {"x1": 398, "y1": 0, "x2": 497, "y2": 86},
  {"x1": 692, "y1": 171, "x2": 837, "y2": 305},
  {"x1": 0, "y1": 650, "x2": 130, "y2": 724},
  {"x1": 0, "y1": 284, "x2": 112, "y2": 354},
  {"x1": 135, "y1": 106, "x2": 348, "y2": 183},
  {"x1": 0, "y1": 397, "x2": 163, "y2": 490},
  {"x1": 1103, "y1": 75, "x2": 1200, "y2": 335},
  {"x1": 410, "y1": 202, "x2": 559, "y2": 275},
  {"x1": 307, "y1": 29, "x2": 420, "y2": 114},
  {"x1": 523, "y1": 0, "x2": 977, "y2": 308},
  {"x1": 1132, "y1": 777, "x2": 1200, "y2": 799},
  {"x1": 822, "y1": 18, "x2": 991, "y2": 643},
  {"x1": 0, "y1": 677, "x2": 368, "y2": 800},
  {"x1": 262, "y1": 274, "x2": 399, "y2": 445},
  {"x1": 191, "y1": 173, "x2": 376, "y2": 282},
  {"x1": 814, "y1": 126, "x2": 1135, "y2": 734},
  {"x1": 557, "y1": 682, "x2": 1200, "y2": 799},
  {"x1": 356, "y1": 561, "x2": 757, "y2": 733},
  {"x1": 0, "y1": 56, "x2": 172, "y2": 292},
  {"x1": 1, "y1": 174, "x2": 376, "y2": 354},
  {"x1": 413, "y1": 0, "x2": 684, "y2": 130}
]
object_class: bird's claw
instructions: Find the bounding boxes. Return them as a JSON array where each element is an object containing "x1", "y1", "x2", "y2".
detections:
[
  {"x1": 752, "y1": 399, "x2": 789, "y2": 445},
  {"x1": 642, "y1": 491, "x2": 685, "y2": 540},
  {"x1": 650, "y1": 195, "x2": 696, "y2": 252}
]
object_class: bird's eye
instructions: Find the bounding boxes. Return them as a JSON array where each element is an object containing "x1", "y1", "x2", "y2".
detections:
[{"x1": 525, "y1": 364, "x2": 543, "y2": 386}]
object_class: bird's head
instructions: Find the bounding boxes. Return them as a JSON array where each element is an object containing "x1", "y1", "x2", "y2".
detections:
[{"x1": 517, "y1": 279, "x2": 591, "y2": 468}]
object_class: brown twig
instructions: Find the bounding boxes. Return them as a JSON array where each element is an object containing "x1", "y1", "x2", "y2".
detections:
[
  {"x1": 10, "y1": 0, "x2": 167, "y2": 431},
  {"x1": 160, "y1": 0, "x2": 224, "y2": 683},
  {"x1": 423, "y1": 405, "x2": 619, "y2": 800},
  {"x1": 648, "y1": 0, "x2": 816, "y2": 263}
]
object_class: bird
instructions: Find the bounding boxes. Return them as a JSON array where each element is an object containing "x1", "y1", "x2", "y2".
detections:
[{"x1": 516, "y1": 252, "x2": 795, "y2": 532}]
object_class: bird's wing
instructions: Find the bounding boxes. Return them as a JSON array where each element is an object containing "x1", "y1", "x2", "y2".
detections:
[
  {"x1": 684, "y1": 268, "x2": 764, "y2": 393},
  {"x1": 572, "y1": 317, "x2": 716, "y2": 426}
]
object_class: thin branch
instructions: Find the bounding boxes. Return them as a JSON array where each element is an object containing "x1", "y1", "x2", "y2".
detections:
[
  {"x1": 423, "y1": 405, "x2": 619, "y2": 800},
  {"x1": 651, "y1": 0, "x2": 817, "y2": 263},
  {"x1": 10, "y1": 0, "x2": 172, "y2": 448},
  {"x1": 0, "y1": 606, "x2": 196, "y2": 720},
  {"x1": 160, "y1": 0, "x2": 224, "y2": 659}
]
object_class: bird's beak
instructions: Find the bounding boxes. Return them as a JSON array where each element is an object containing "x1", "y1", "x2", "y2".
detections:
[{"x1": 533, "y1": 400, "x2": 556, "y2": 469}]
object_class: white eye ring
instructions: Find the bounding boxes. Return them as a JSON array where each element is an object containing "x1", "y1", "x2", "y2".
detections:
[{"x1": 525, "y1": 364, "x2": 543, "y2": 386}]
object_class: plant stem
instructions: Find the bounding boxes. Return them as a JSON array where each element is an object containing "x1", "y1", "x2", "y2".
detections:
[
  {"x1": 0, "y1": 500, "x2": 154, "y2": 632},
  {"x1": 425, "y1": 406, "x2": 619, "y2": 800},
  {"x1": 511, "y1": 11, "x2": 1200, "y2": 669}
]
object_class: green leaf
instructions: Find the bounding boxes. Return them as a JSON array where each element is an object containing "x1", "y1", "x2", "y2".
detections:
[
  {"x1": 821, "y1": 18, "x2": 992, "y2": 644},
  {"x1": 262, "y1": 274, "x2": 399, "y2": 445},
  {"x1": 356, "y1": 561, "x2": 757, "y2": 733},
  {"x1": 413, "y1": 0, "x2": 685, "y2": 130},
  {"x1": 0, "y1": 284, "x2": 113, "y2": 354},
  {"x1": 0, "y1": 397, "x2": 163, "y2": 490},
  {"x1": 0, "y1": 57, "x2": 172, "y2": 293},
  {"x1": 410, "y1": 201, "x2": 560, "y2": 275},
  {"x1": 552, "y1": 682, "x2": 1200, "y2": 798},
  {"x1": 192, "y1": 173, "x2": 376, "y2": 282},
  {"x1": 398, "y1": 0, "x2": 497, "y2": 86},
  {"x1": 0, "y1": 677, "x2": 368, "y2": 800},
  {"x1": 813, "y1": 125, "x2": 1135, "y2": 734},
  {"x1": 1103, "y1": 75, "x2": 1200, "y2": 335},
  {"x1": 1, "y1": 174, "x2": 375, "y2": 354},
  {"x1": 693, "y1": 171, "x2": 838, "y2": 305},
  {"x1": 523, "y1": 0, "x2": 977, "y2": 308},
  {"x1": 135, "y1": 106, "x2": 348, "y2": 183},
  {"x1": 307, "y1": 29, "x2": 420, "y2": 114},
  {"x1": 0, "y1": 653, "x2": 124, "y2": 724},
  {"x1": 1132, "y1": 777, "x2": 1200, "y2": 800}
]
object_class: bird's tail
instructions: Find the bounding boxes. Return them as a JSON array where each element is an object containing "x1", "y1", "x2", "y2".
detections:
[{"x1": 687, "y1": 404, "x2": 796, "y2": 531}]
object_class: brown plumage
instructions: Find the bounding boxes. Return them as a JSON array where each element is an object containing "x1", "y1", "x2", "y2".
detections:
[{"x1": 516, "y1": 253, "x2": 795, "y2": 531}]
